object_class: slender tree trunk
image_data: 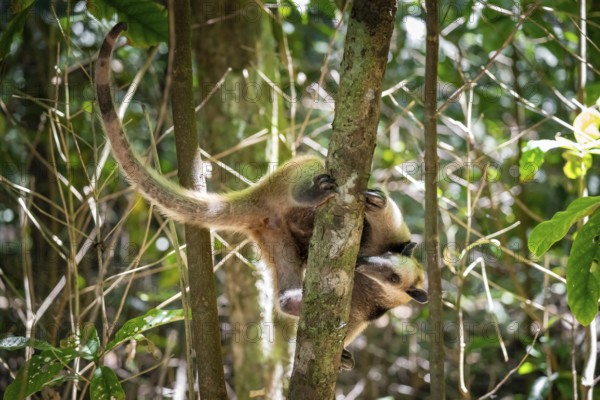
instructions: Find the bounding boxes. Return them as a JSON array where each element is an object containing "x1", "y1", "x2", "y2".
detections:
[
  {"x1": 191, "y1": 1, "x2": 288, "y2": 397},
  {"x1": 288, "y1": 1, "x2": 397, "y2": 398},
  {"x1": 169, "y1": 1, "x2": 227, "y2": 398},
  {"x1": 424, "y1": 0, "x2": 444, "y2": 398}
]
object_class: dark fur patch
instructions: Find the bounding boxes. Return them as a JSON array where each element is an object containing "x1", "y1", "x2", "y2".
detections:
[
  {"x1": 286, "y1": 207, "x2": 316, "y2": 261},
  {"x1": 367, "y1": 305, "x2": 389, "y2": 321},
  {"x1": 387, "y1": 241, "x2": 415, "y2": 256},
  {"x1": 98, "y1": 41, "x2": 113, "y2": 59},
  {"x1": 96, "y1": 85, "x2": 114, "y2": 115},
  {"x1": 360, "y1": 220, "x2": 372, "y2": 248}
]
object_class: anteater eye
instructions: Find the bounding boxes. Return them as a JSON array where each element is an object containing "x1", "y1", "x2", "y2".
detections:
[{"x1": 390, "y1": 273, "x2": 400, "y2": 284}]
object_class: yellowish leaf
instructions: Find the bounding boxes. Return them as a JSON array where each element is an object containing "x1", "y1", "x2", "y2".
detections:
[{"x1": 573, "y1": 108, "x2": 600, "y2": 145}]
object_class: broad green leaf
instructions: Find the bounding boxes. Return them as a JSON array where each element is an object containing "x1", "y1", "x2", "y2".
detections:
[
  {"x1": 80, "y1": 326, "x2": 101, "y2": 361},
  {"x1": 563, "y1": 152, "x2": 592, "y2": 179},
  {"x1": 528, "y1": 196, "x2": 600, "y2": 256},
  {"x1": 4, "y1": 348, "x2": 78, "y2": 399},
  {"x1": 0, "y1": 337, "x2": 57, "y2": 352},
  {"x1": 0, "y1": 328, "x2": 98, "y2": 361},
  {"x1": 519, "y1": 146, "x2": 544, "y2": 183},
  {"x1": 0, "y1": 4, "x2": 32, "y2": 61},
  {"x1": 106, "y1": 308, "x2": 185, "y2": 350},
  {"x1": 567, "y1": 211, "x2": 600, "y2": 325},
  {"x1": 90, "y1": 366, "x2": 125, "y2": 400},
  {"x1": 88, "y1": 0, "x2": 168, "y2": 47},
  {"x1": 519, "y1": 140, "x2": 568, "y2": 182}
]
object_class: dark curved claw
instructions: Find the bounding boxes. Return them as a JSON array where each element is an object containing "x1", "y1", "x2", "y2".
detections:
[
  {"x1": 314, "y1": 174, "x2": 337, "y2": 192},
  {"x1": 365, "y1": 188, "x2": 387, "y2": 209},
  {"x1": 340, "y1": 348, "x2": 355, "y2": 371}
]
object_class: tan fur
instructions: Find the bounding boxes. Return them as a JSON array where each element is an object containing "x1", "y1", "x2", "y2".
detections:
[{"x1": 96, "y1": 24, "x2": 426, "y2": 368}]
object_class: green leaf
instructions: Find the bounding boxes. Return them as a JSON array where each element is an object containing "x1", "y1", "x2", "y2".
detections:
[
  {"x1": 564, "y1": 31, "x2": 578, "y2": 44},
  {"x1": 80, "y1": 325, "x2": 101, "y2": 361},
  {"x1": 90, "y1": 366, "x2": 125, "y2": 400},
  {"x1": 519, "y1": 146, "x2": 544, "y2": 182},
  {"x1": 106, "y1": 308, "x2": 185, "y2": 350},
  {"x1": 518, "y1": 361, "x2": 537, "y2": 375},
  {"x1": 56, "y1": 326, "x2": 100, "y2": 361},
  {"x1": 519, "y1": 140, "x2": 568, "y2": 182},
  {"x1": 563, "y1": 152, "x2": 592, "y2": 179},
  {"x1": 0, "y1": 328, "x2": 98, "y2": 371},
  {"x1": 0, "y1": 337, "x2": 57, "y2": 352},
  {"x1": 528, "y1": 196, "x2": 600, "y2": 257},
  {"x1": 82, "y1": 100, "x2": 94, "y2": 113},
  {"x1": 0, "y1": 4, "x2": 32, "y2": 61},
  {"x1": 88, "y1": 0, "x2": 168, "y2": 47},
  {"x1": 567, "y1": 211, "x2": 600, "y2": 326},
  {"x1": 4, "y1": 348, "x2": 78, "y2": 399}
]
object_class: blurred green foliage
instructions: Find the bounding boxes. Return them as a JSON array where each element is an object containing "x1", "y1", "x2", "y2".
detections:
[{"x1": 0, "y1": 0, "x2": 599, "y2": 398}]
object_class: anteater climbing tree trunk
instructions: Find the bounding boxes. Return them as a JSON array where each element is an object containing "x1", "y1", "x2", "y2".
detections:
[{"x1": 288, "y1": 1, "x2": 398, "y2": 398}]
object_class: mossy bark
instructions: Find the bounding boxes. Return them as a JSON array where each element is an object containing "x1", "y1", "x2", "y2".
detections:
[{"x1": 288, "y1": 1, "x2": 398, "y2": 398}]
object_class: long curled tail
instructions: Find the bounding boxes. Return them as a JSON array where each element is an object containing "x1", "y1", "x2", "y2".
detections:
[{"x1": 95, "y1": 23, "x2": 232, "y2": 227}]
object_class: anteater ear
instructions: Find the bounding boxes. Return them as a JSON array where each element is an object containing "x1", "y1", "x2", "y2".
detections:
[{"x1": 400, "y1": 241, "x2": 418, "y2": 257}]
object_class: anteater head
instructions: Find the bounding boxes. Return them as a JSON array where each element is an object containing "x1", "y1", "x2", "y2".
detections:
[{"x1": 355, "y1": 247, "x2": 428, "y2": 307}]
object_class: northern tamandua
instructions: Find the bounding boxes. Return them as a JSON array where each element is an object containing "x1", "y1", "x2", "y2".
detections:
[{"x1": 95, "y1": 23, "x2": 427, "y2": 369}]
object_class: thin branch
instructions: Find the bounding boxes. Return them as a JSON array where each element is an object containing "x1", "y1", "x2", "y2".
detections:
[
  {"x1": 424, "y1": 0, "x2": 444, "y2": 397},
  {"x1": 169, "y1": 1, "x2": 227, "y2": 397},
  {"x1": 438, "y1": 5, "x2": 537, "y2": 115},
  {"x1": 478, "y1": 329, "x2": 541, "y2": 400}
]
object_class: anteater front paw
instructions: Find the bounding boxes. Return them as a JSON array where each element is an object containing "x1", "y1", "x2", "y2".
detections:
[
  {"x1": 314, "y1": 174, "x2": 337, "y2": 192},
  {"x1": 340, "y1": 349, "x2": 355, "y2": 371},
  {"x1": 365, "y1": 188, "x2": 387, "y2": 210}
]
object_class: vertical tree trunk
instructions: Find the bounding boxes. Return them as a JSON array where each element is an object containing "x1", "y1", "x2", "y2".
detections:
[
  {"x1": 191, "y1": 1, "x2": 289, "y2": 398},
  {"x1": 288, "y1": 1, "x2": 397, "y2": 398},
  {"x1": 424, "y1": 0, "x2": 445, "y2": 398},
  {"x1": 169, "y1": 1, "x2": 227, "y2": 398}
]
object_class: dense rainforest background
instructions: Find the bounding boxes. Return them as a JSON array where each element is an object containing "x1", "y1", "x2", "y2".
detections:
[{"x1": 0, "y1": 0, "x2": 599, "y2": 398}]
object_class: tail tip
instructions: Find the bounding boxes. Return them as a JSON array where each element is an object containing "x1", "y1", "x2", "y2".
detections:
[{"x1": 113, "y1": 22, "x2": 128, "y2": 34}]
